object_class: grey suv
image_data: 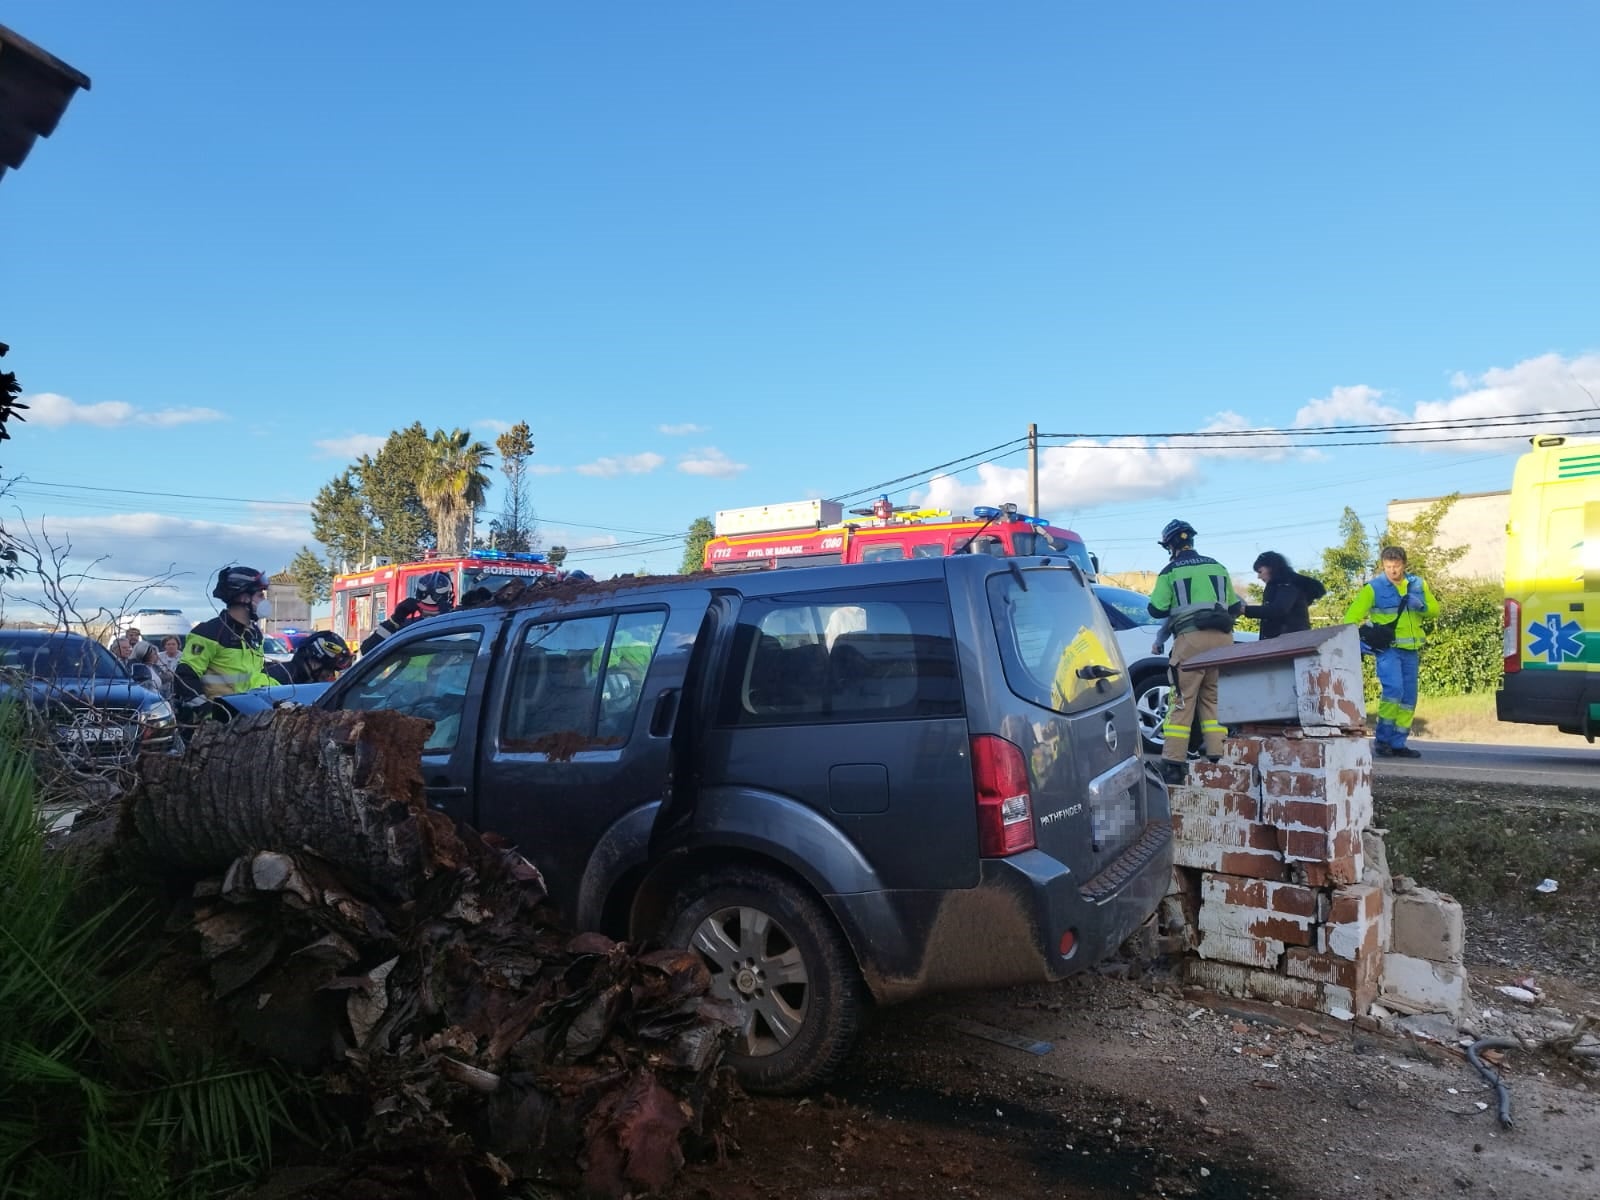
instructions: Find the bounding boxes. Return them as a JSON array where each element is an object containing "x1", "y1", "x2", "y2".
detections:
[{"x1": 311, "y1": 556, "x2": 1172, "y2": 1091}]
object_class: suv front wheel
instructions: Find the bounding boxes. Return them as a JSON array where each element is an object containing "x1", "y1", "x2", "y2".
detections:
[{"x1": 662, "y1": 866, "x2": 863, "y2": 1093}]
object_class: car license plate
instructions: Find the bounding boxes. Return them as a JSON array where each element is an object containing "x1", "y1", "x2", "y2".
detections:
[{"x1": 56, "y1": 725, "x2": 126, "y2": 743}]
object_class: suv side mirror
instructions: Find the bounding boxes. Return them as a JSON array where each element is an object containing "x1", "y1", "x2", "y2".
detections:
[{"x1": 129, "y1": 662, "x2": 158, "y2": 685}]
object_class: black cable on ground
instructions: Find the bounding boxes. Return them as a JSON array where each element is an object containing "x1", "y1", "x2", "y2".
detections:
[{"x1": 1467, "y1": 1036, "x2": 1519, "y2": 1129}]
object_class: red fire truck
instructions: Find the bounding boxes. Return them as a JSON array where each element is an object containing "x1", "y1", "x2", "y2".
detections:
[
  {"x1": 330, "y1": 550, "x2": 556, "y2": 648},
  {"x1": 702, "y1": 496, "x2": 1096, "y2": 576}
]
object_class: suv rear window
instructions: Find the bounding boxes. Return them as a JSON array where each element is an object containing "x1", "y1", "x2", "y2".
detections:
[
  {"x1": 988, "y1": 568, "x2": 1124, "y2": 715},
  {"x1": 720, "y1": 583, "x2": 962, "y2": 725}
]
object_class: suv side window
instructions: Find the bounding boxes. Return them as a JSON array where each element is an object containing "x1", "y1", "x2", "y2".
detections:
[
  {"x1": 342, "y1": 629, "x2": 483, "y2": 752},
  {"x1": 503, "y1": 611, "x2": 667, "y2": 747},
  {"x1": 858, "y1": 544, "x2": 905, "y2": 563},
  {"x1": 719, "y1": 583, "x2": 962, "y2": 726}
]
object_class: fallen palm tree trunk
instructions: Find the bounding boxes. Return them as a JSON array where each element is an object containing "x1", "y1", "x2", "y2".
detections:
[{"x1": 118, "y1": 707, "x2": 739, "y2": 1197}]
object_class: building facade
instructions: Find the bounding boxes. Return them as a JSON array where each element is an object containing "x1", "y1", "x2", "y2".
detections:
[{"x1": 1385, "y1": 490, "x2": 1509, "y2": 582}]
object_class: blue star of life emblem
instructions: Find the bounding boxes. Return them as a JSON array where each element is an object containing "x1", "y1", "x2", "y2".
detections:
[{"x1": 1527, "y1": 613, "x2": 1584, "y2": 663}]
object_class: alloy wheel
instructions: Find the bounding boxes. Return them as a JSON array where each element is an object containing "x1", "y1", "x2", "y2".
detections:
[{"x1": 689, "y1": 905, "x2": 810, "y2": 1056}]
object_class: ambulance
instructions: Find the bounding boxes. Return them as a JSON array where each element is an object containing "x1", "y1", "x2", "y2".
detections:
[
  {"x1": 703, "y1": 496, "x2": 1096, "y2": 577},
  {"x1": 1497, "y1": 433, "x2": 1600, "y2": 737}
]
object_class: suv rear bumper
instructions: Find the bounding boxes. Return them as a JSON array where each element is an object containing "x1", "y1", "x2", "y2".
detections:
[{"x1": 834, "y1": 818, "x2": 1172, "y2": 1005}]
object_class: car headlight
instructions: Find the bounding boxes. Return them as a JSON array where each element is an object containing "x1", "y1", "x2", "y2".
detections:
[{"x1": 141, "y1": 700, "x2": 175, "y2": 725}]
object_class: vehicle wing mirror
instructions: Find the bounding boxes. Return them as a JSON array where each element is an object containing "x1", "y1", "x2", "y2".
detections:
[{"x1": 129, "y1": 663, "x2": 157, "y2": 684}]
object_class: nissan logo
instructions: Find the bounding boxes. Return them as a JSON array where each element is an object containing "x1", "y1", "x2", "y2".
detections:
[{"x1": 1103, "y1": 720, "x2": 1118, "y2": 753}]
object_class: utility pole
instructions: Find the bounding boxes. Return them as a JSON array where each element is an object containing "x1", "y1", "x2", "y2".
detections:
[{"x1": 1028, "y1": 423, "x2": 1040, "y2": 517}]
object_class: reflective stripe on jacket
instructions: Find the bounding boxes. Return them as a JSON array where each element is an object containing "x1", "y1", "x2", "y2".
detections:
[
  {"x1": 1148, "y1": 551, "x2": 1244, "y2": 635},
  {"x1": 1344, "y1": 573, "x2": 1439, "y2": 649}
]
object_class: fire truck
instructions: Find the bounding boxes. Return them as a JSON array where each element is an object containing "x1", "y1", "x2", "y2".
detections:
[
  {"x1": 330, "y1": 550, "x2": 556, "y2": 648},
  {"x1": 702, "y1": 496, "x2": 1096, "y2": 576}
]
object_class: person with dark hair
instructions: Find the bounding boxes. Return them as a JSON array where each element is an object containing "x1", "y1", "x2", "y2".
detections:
[
  {"x1": 1345, "y1": 545, "x2": 1440, "y2": 758},
  {"x1": 1243, "y1": 551, "x2": 1326, "y2": 640}
]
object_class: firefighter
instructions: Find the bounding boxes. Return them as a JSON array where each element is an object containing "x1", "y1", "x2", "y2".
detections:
[
  {"x1": 264, "y1": 630, "x2": 354, "y2": 686},
  {"x1": 1146, "y1": 520, "x2": 1243, "y2": 784},
  {"x1": 174, "y1": 566, "x2": 276, "y2": 726},
  {"x1": 1344, "y1": 545, "x2": 1440, "y2": 758},
  {"x1": 360, "y1": 570, "x2": 455, "y2": 657}
]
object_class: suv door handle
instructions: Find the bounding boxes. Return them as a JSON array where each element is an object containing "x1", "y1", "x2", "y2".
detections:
[{"x1": 650, "y1": 688, "x2": 681, "y2": 738}]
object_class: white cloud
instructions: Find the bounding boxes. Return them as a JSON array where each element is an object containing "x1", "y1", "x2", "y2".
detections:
[
  {"x1": 658, "y1": 422, "x2": 709, "y2": 436},
  {"x1": 676, "y1": 446, "x2": 747, "y2": 478},
  {"x1": 529, "y1": 464, "x2": 565, "y2": 475},
  {"x1": 575, "y1": 452, "x2": 665, "y2": 477},
  {"x1": 313, "y1": 433, "x2": 387, "y2": 459},
  {"x1": 1293, "y1": 385, "x2": 1407, "y2": 428},
  {"x1": 0, "y1": 510, "x2": 310, "y2": 622},
  {"x1": 1293, "y1": 353, "x2": 1600, "y2": 451},
  {"x1": 918, "y1": 438, "x2": 1207, "y2": 516},
  {"x1": 474, "y1": 418, "x2": 513, "y2": 435},
  {"x1": 25, "y1": 392, "x2": 225, "y2": 429}
]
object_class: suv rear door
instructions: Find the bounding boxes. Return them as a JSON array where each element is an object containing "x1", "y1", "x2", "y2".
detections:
[{"x1": 964, "y1": 562, "x2": 1147, "y2": 878}]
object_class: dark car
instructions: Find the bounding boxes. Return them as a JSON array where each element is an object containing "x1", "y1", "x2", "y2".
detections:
[
  {"x1": 0, "y1": 629, "x2": 177, "y2": 768},
  {"x1": 310, "y1": 556, "x2": 1173, "y2": 1091}
]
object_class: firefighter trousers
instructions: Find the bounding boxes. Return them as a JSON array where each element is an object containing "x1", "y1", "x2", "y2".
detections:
[{"x1": 1162, "y1": 628, "x2": 1233, "y2": 763}]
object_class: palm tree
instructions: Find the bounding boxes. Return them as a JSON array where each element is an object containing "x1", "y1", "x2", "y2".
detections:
[{"x1": 418, "y1": 428, "x2": 494, "y2": 555}]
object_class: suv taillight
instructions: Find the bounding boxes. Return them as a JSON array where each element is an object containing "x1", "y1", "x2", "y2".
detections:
[
  {"x1": 1503, "y1": 599, "x2": 1521, "y2": 674},
  {"x1": 971, "y1": 734, "x2": 1036, "y2": 857}
]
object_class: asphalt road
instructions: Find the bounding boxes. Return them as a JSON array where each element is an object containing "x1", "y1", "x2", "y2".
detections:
[{"x1": 1379, "y1": 738, "x2": 1600, "y2": 789}]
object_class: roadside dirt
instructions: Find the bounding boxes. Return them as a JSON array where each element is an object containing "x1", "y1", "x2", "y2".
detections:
[{"x1": 667, "y1": 970, "x2": 1598, "y2": 1200}]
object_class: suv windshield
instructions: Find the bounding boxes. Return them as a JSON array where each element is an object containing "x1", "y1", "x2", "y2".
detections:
[{"x1": 987, "y1": 568, "x2": 1125, "y2": 715}]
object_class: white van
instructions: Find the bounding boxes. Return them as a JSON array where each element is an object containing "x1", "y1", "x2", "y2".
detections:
[{"x1": 112, "y1": 608, "x2": 192, "y2": 643}]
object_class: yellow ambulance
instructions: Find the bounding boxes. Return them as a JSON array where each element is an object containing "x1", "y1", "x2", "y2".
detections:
[{"x1": 1497, "y1": 433, "x2": 1600, "y2": 737}]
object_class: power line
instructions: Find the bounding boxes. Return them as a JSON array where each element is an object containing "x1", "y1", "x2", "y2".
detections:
[
  {"x1": 1040, "y1": 406, "x2": 1600, "y2": 441},
  {"x1": 827, "y1": 436, "x2": 1031, "y2": 505}
]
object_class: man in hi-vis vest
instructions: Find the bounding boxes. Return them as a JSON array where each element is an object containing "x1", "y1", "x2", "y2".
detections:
[{"x1": 1345, "y1": 545, "x2": 1440, "y2": 758}]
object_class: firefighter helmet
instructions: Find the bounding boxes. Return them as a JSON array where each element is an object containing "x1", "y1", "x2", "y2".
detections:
[
  {"x1": 1158, "y1": 519, "x2": 1197, "y2": 551},
  {"x1": 413, "y1": 570, "x2": 455, "y2": 611},
  {"x1": 211, "y1": 565, "x2": 269, "y2": 606},
  {"x1": 295, "y1": 630, "x2": 353, "y2": 675}
]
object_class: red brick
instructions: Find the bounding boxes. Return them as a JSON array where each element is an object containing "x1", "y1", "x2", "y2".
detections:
[
  {"x1": 1268, "y1": 882, "x2": 1320, "y2": 919},
  {"x1": 1263, "y1": 769, "x2": 1327, "y2": 799},
  {"x1": 1329, "y1": 882, "x2": 1383, "y2": 925},
  {"x1": 1283, "y1": 828, "x2": 1335, "y2": 861},
  {"x1": 1220, "y1": 737, "x2": 1261, "y2": 769},
  {"x1": 1211, "y1": 874, "x2": 1267, "y2": 909},
  {"x1": 1188, "y1": 762, "x2": 1255, "y2": 793},
  {"x1": 1253, "y1": 916, "x2": 1315, "y2": 946},
  {"x1": 1268, "y1": 799, "x2": 1340, "y2": 832},
  {"x1": 1285, "y1": 946, "x2": 1380, "y2": 1010},
  {"x1": 1299, "y1": 857, "x2": 1360, "y2": 887},
  {"x1": 1219, "y1": 849, "x2": 1289, "y2": 880}
]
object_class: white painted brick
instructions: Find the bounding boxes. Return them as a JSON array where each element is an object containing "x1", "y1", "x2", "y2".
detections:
[
  {"x1": 1196, "y1": 930, "x2": 1283, "y2": 969},
  {"x1": 1379, "y1": 953, "x2": 1467, "y2": 1018}
]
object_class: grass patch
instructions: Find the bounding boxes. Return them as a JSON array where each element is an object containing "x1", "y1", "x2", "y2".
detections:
[
  {"x1": 1409, "y1": 690, "x2": 1581, "y2": 747},
  {"x1": 1374, "y1": 776, "x2": 1600, "y2": 906}
]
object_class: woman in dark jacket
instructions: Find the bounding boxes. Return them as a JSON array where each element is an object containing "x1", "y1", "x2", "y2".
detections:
[{"x1": 1244, "y1": 551, "x2": 1327, "y2": 639}]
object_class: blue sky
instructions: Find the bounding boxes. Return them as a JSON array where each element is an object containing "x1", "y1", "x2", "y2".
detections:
[{"x1": 4, "y1": 1, "x2": 1598, "y2": 621}]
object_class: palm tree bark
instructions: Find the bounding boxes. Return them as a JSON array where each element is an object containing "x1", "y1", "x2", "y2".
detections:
[{"x1": 120, "y1": 706, "x2": 459, "y2": 898}]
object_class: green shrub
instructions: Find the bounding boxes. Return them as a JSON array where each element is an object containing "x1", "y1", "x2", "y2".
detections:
[
  {"x1": 0, "y1": 708, "x2": 311, "y2": 1198},
  {"x1": 1418, "y1": 577, "x2": 1503, "y2": 696}
]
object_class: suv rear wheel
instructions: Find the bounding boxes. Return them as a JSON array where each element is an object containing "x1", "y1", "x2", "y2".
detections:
[{"x1": 662, "y1": 866, "x2": 863, "y2": 1093}]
